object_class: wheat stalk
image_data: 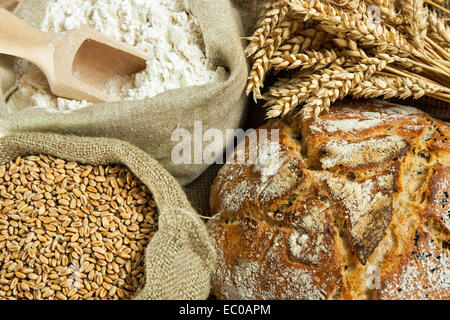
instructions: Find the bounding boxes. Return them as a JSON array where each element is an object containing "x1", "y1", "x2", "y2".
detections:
[
  {"x1": 428, "y1": 10, "x2": 450, "y2": 48},
  {"x1": 270, "y1": 20, "x2": 332, "y2": 55},
  {"x1": 298, "y1": 28, "x2": 328, "y2": 50},
  {"x1": 245, "y1": 1, "x2": 290, "y2": 58},
  {"x1": 272, "y1": 35, "x2": 315, "y2": 56},
  {"x1": 263, "y1": 50, "x2": 393, "y2": 118},
  {"x1": 328, "y1": 0, "x2": 363, "y2": 12},
  {"x1": 366, "y1": 0, "x2": 403, "y2": 25},
  {"x1": 299, "y1": 52, "x2": 394, "y2": 119},
  {"x1": 245, "y1": 0, "x2": 450, "y2": 119},
  {"x1": 246, "y1": 4, "x2": 292, "y2": 98},
  {"x1": 246, "y1": 10, "x2": 332, "y2": 98},
  {"x1": 350, "y1": 74, "x2": 450, "y2": 100},
  {"x1": 290, "y1": 0, "x2": 450, "y2": 81},
  {"x1": 425, "y1": 0, "x2": 450, "y2": 15},
  {"x1": 289, "y1": 0, "x2": 422, "y2": 58},
  {"x1": 334, "y1": 42, "x2": 437, "y2": 79},
  {"x1": 270, "y1": 49, "x2": 339, "y2": 72},
  {"x1": 401, "y1": 0, "x2": 428, "y2": 49}
]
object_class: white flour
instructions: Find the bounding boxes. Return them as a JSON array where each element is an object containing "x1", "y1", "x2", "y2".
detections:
[
  {"x1": 6, "y1": 0, "x2": 227, "y2": 112},
  {"x1": 253, "y1": 141, "x2": 284, "y2": 183}
]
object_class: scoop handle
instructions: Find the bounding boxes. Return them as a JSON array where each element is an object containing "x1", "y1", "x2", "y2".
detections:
[{"x1": 0, "y1": 8, "x2": 55, "y2": 66}]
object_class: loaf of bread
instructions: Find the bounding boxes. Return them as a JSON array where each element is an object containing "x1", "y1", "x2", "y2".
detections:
[{"x1": 208, "y1": 100, "x2": 449, "y2": 300}]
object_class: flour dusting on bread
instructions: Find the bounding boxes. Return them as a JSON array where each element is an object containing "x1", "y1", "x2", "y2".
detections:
[
  {"x1": 309, "y1": 103, "x2": 423, "y2": 135},
  {"x1": 209, "y1": 101, "x2": 449, "y2": 300},
  {"x1": 381, "y1": 229, "x2": 449, "y2": 299},
  {"x1": 253, "y1": 141, "x2": 284, "y2": 183},
  {"x1": 320, "y1": 136, "x2": 408, "y2": 169}
]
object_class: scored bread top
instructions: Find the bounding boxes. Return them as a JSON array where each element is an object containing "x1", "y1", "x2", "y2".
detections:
[
  {"x1": 425, "y1": 165, "x2": 450, "y2": 233},
  {"x1": 208, "y1": 100, "x2": 449, "y2": 300}
]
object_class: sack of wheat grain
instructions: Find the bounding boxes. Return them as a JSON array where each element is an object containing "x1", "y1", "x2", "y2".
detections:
[{"x1": 0, "y1": 132, "x2": 216, "y2": 300}]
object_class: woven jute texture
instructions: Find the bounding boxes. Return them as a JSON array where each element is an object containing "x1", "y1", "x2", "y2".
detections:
[
  {"x1": 0, "y1": 0, "x2": 250, "y2": 186},
  {"x1": 0, "y1": 132, "x2": 216, "y2": 300}
]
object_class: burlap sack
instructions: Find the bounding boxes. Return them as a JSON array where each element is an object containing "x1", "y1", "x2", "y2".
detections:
[
  {"x1": 0, "y1": 0, "x2": 250, "y2": 186},
  {"x1": 0, "y1": 132, "x2": 216, "y2": 300}
]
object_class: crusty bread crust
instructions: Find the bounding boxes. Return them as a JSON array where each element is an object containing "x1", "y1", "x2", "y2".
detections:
[{"x1": 208, "y1": 100, "x2": 449, "y2": 300}]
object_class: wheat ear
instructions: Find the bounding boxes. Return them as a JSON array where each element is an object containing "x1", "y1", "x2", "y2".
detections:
[
  {"x1": 350, "y1": 74, "x2": 450, "y2": 100},
  {"x1": 246, "y1": 4, "x2": 292, "y2": 99},
  {"x1": 245, "y1": 1, "x2": 290, "y2": 58},
  {"x1": 288, "y1": 0, "x2": 421, "y2": 58},
  {"x1": 428, "y1": 10, "x2": 450, "y2": 48},
  {"x1": 270, "y1": 49, "x2": 339, "y2": 72},
  {"x1": 401, "y1": 0, "x2": 428, "y2": 50},
  {"x1": 366, "y1": 0, "x2": 403, "y2": 25},
  {"x1": 299, "y1": 53, "x2": 394, "y2": 119}
]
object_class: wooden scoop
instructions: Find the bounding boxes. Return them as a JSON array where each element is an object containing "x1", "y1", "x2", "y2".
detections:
[{"x1": 0, "y1": 8, "x2": 149, "y2": 103}]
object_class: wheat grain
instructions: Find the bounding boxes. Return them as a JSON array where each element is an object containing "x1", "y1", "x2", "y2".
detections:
[
  {"x1": 328, "y1": 0, "x2": 363, "y2": 12},
  {"x1": 299, "y1": 53, "x2": 393, "y2": 119},
  {"x1": 246, "y1": 4, "x2": 292, "y2": 99},
  {"x1": 270, "y1": 49, "x2": 339, "y2": 72},
  {"x1": 272, "y1": 35, "x2": 310, "y2": 55},
  {"x1": 0, "y1": 155, "x2": 158, "y2": 300},
  {"x1": 289, "y1": 0, "x2": 421, "y2": 58},
  {"x1": 247, "y1": 12, "x2": 333, "y2": 99},
  {"x1": 245, "y1": 1, "x2": 290, "y2": 58},
  {"x1": 401, "y1": 0, "x2": 428, "y2": 49},
  {"x1": 428, "y1": 10, "x2": 450, "y2": 48},
  {"x1": 366, "y1": 0, "x2": 403, "y2": 25},
  {"x1": 350, "y1": 74, "x2": 448, "y2": 99},
  {"x1": 263, "y1": 57, "x2": 348, "y2": 117},
  {"x1": 246, "y1": 0, "x2": 449, "y2": 119},
  {"x1": 297, "y1": 27, "x2": 328, "y2": 50}
]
